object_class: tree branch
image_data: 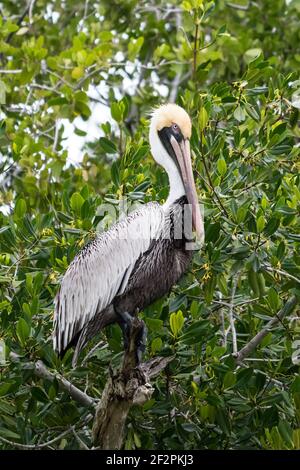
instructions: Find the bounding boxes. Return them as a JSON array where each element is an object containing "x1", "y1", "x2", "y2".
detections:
[
  {"x1": 9, "y1": 353, "x2": 95, "y2": 408},
  {"x1": 264, "y1": 265, "x2": 300, "y2": 285},
  {"x1": 234, "y1": 296, "x2": 298, "y2": 364},
  {"x1": 228, "y1": 276, "x2": 238, "y2": 354}
]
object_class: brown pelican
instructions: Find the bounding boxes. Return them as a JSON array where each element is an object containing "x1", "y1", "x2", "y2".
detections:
[{"x1": 53, "y1": 104, "x2": 204, "y2": 366}]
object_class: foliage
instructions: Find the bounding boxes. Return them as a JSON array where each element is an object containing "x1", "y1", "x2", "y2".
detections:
[{"x1": 0, "y1": 0, "x2": 300, "y2": 450}]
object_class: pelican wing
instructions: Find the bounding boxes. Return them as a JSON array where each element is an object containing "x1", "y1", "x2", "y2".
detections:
[{"x1": 53, "y1": 202, "x2": 164, "y2": 354}]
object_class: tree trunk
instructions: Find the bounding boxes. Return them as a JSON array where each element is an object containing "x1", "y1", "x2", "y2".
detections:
[{"x1": 92, "y1": 317, "x2": 173, "y2": 449}]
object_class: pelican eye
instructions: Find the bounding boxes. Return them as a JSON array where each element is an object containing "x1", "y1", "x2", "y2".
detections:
[{"x1": 171, "y1": 123, "x2": 184, "y2": 143}]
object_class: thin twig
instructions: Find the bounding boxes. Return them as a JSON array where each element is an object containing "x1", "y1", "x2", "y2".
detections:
[
  {"x1": 220, "y1": 308, "x2": 226, "y2": 347},
  {"x1": 82, "y1": 340, "x2": 106, "y2": 365},
  {"x1": 227, "y1": 2, "x2": 250, "y2": 11},
  {"x1": 28, "y1": 0, "x2": 36, "y2": 24},
  {"x1": 52, "y1": 120, "x2": 60, "y2": 152},
  {"x1": 29, "y1": 83, "x2": 62, "y2": 95},
  {"x1": 0, "y1": 428, "x2": 72, "y2": 450},
  {"x1": 5, "y1": 5, "x2": 29, "y2": 44},
  {"x1": 192, "y1": 20, "x2": 199, "y2": 79},
  {"x1": 0, "y1": 69, "x2": 22, "y2": 74},
  {"x1": 264, "y1": 265, "x2": 300, "y2": 285},
  {"x1": 0, "y1": 414, "x2": 93, "y2": 449},
  {"x1": 195, "y1": 164, "x2": 229, "y2": 218},
  {"x1": 213, "y1": 297, "x2": 258, "y2": 308},
  {"x1": 71, "y1": 427, "x2": 90, "y2": 450}
]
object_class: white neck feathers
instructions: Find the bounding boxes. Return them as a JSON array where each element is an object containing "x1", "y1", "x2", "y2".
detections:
[{"x1": 149, "y1": 124, "x2": 185, "y2": 210}]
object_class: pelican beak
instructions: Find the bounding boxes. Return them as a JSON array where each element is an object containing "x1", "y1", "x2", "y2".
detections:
[{"x1": 170, "y1": 135, "x2": 204, "y2": 243}]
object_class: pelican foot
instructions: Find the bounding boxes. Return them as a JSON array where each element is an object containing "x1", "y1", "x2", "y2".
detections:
[
  {"x1": 117, "y1": 312, "x2": 147, "y2": 364},
  {"x1": 136, "y1": 321, "x2": 147, "y2": 364},
  {"x1": 118, "y1": 311, "x2": 133, "y2": 351}
]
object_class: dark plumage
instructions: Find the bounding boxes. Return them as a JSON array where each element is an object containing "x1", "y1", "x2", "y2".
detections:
[{"x1": 71, "y1": 197, "x2": 193, "y2": 360}]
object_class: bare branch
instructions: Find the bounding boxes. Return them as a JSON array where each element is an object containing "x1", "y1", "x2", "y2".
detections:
[
  {"x1": 79, "y1": 0, "x2": 90, "y2": 31},
  {"x1": 9, "y1": 353, "x2": 95, "y2": 408},
  {"x1": 235, "y1": 296, "x2": 298, "y2": 364},
  {"x1": 0, "y1": 69, "x2": 22, "y2": 74},
  {"x1": 220, "y1": 307, "x2": 226, "y2": 347},
  {"x1": 227, "y1": 2, "x2": 250, "y2": 11},
  {"x1": 52, "y1": 120, "x2": 60, "y2": 152},
  {"x1": 213, "y1": 297, "x2": 258, "y2": 308}
]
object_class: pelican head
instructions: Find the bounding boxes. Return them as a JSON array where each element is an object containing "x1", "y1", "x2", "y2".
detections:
[{"x1": 149, "y1": 103, "x2": 204, "y2": 243}]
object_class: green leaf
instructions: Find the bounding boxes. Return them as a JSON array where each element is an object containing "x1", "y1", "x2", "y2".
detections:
[
  {"x1": 190, "y1": 300, "x2": 199, "y2": 318},
  {"x1": 0, "y1": 428, "x2": 20, "y2": 439},
  {"x1": 199, "y1": 107, "x2": 208, "y2": 132},
  {"x1": 217, "y1": 157, "x2": 227, "y2": 176},
  {"x1": 99, "y1": 137, "x2": 117, "y2": 154},
  {"x1": 256, "y1": 215, "x2": 265, "y2": 233},
  {"x1": 70, "y1": 192, "x2": 85, "y2": 214},
  {"x1": 170, "y1": 310, "x2": 185, "y2": 338},
  {"x1": 74, "y1": 100, "x2": 91, "y2": 120},
  {"x1": 234, "y1": 105, "x2": 246, "y2": 122},
  {"x1": 245, "y1": 103, "x2": 260, "y2": 122},
  {"x1": 223, "y1": 371, "x2": 236, "y2": 389},
  {"x1": 14, "y1": 199, "x2": 27, "y2": 218},
  {"x1": 48, "y1": 97, "x2": 69, "y2": 106},
  {"x1": 72, "y1": 66, "x2": 84, "y2": 79},
  {"x1": 267, "y1": 288, "x2": 279, "y2": 311},
  {"x1": 111, "y1": 160, "x2": 120, "y2": 186},
  {"x1": 278, "y1": 420, "x2": 293, "y2": 448},
  {"x1": 151, "y1": 337, "x2": 163, "y2": 354},
  {"x1": 74, "y1": 127, "x2": 87, "y2": 137},
  {"x1": 264, "y1": 216, "x2": 280, "y2": 236},
  {"x1": 145, "y1": 317, "x2": 163, "y2": 331},
  {"x1": 180, "y1": 320, "x2": 211, "y2": 345},
  {"x1": 128, "y1": 36, "x2": 144, "y2": 61},
  {"x1": 16, "y1": 318, "x2": 30, "y2": 345},
  {"x1": 111, "y1": 101, "x2": 126, "y2": 123},
  {"x1": 182, "y1": 1, "x2": 192, "y2": 11},
  {"x1": 244, "y1": 48, "x2": 262, "y2": 64},
  {"x1": 31, "y1": 386, "x2": 49, "y2": 403}
]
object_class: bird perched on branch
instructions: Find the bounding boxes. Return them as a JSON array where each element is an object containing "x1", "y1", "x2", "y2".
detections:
[{"x1": 53, "y1": 103, "x2": 204, "y2": 366}]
